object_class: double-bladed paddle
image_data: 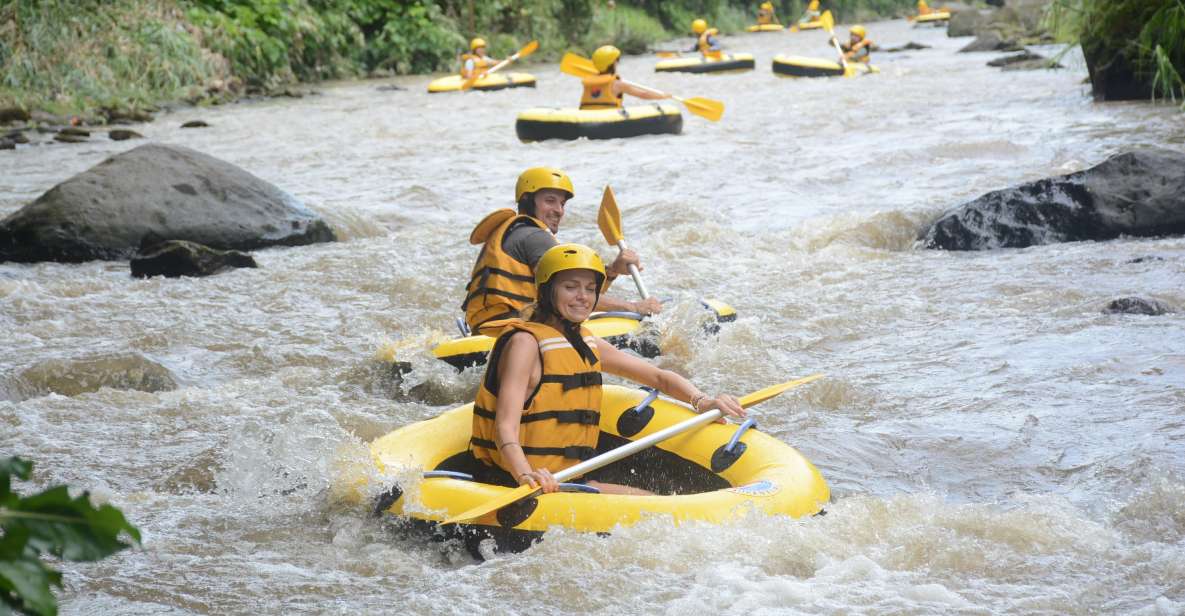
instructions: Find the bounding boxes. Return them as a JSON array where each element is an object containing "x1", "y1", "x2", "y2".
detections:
[
  {"x1": 461, "y1": 40, "x2": 539, "y2": 91},
  {"x1": 597, "y1": 185, "x2": 650, "y2": 300},
  {"x1": 559, "y1": 53, "x2": 725, "y2": 122},
  {"x1": 439, "y1": 373, "x2": 824, "y2": 525}
]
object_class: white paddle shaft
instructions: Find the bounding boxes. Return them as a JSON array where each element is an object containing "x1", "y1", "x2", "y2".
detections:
[
  {"x1": 554, "y1": 409, "x2": 723, "y2": 483},
  {"x1": 614, "y1": 238, "x2": 650, "y2": 299}
]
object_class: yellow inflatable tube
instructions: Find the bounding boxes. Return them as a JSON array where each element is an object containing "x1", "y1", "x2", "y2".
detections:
[
  {"x1": 427, "y1": 72, "x2": 536, "y2": 93},
  {"x1": 370, "y1": 385, "x2": 829, "y2": 538}
]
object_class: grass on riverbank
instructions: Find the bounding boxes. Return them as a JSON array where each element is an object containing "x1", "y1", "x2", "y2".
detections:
[
  {"x1": 0, "y1": 0, "x2": 226, "y2": 117},
  {"x1": 0, "y1": 0, "x2": 923, "y2": 120},
  {"x1": 1050, "y1": 0, "x2": 1185, "y2": 108}
]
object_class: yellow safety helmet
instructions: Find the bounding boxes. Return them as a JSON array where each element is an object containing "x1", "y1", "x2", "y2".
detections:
[
  {"x1": 535, "y1": 243, "x2": 606, "y2": 288},
  {"x1": 850, "y1": 25, "x2": 866, "y2": 38},
  {"x1": 692, "y1": 18, "x2": 708, "y2": 34},
  {"x1": 808, "y1": 0, "x2": 819, "y2": 10},
  {"x1": 470, "y1": 37, "x2": 487, "y2": 51},
  {"x1": 592, "y1": 45, "x2": 622, "y2": 73},
  {"x1": 515, "y1": 167, "x2": 575, "y2": 202},
  {"x1": 761, "y1": 2, "x2": 773, "y2": 10}
]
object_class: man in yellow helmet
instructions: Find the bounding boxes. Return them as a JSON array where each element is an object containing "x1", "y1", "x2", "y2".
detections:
[
  {"x1": 581, "y1": 45, "x2": 670, "y2": 110},
  {"x1": 462, "y1": 167, "x2": 662, "y2": 334},
  {"x1": 689, "y1": 19, "x2": 723, "y2": 61},
  {"x1": 460, "y1": 37, "x2": 500, "y2": 80},
  {"x1": 799, "y1": 0, "x2": 822, "y2": 25},
  {"x1": 756, "y1": 2, "x2": 779, "y2": 25},
  {"x1": 836, "y1": 24, "x2": 873, "y2": 63},
  {"x1": 917, "y1": 0, "x2": 935, "y2": 15}
]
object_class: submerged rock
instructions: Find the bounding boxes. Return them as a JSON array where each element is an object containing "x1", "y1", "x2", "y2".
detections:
[
  {"x1": 181, "y1": 120, "x2": 209, "y2": 128},
  {"x1": 53, "y1": 133, "x2": 88, "y2": 144},
  {"x1": 988, "y1": 50, "x2": 1060, "y2": 71},
  {"x1": 959, "y1": 32, "x2": 1022, "y2": 53},
  {"x1": 108, "y1": 129, "x2": 142, "y2": 141},
  {"x1": 131, "y1": 239, "x2": 257, "y2": 278},
  {"x1": 0, "y1": 143, "x2": 335, "y2": 263},
  {"x1": 920, "y1": 148, "x2": 1185, "y2": 250},
  {"x1": 882, "y1": 42, "x2": 931, "y2": 53},
  {"x1": 1104, "y1": 297, "x2": 1174, "y2": 316},
  {"x1": 13, "y1": 352, "x2": 178, "y2": 399}
]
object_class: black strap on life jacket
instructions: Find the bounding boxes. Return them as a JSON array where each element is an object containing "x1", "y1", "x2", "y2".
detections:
[
  {"x1": 539, "y1": 371, "x2": 602, "y2": 391},
  {"x1": 473, "y1": 406, "x2": 600, "y2": 425},
  {"x1": 471, "y1": 437, "x2": 597, "y2": 461}
]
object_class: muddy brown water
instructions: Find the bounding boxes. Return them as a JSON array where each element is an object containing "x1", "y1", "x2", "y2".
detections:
[{"x1": 2, "y1": 18, "x2": 1184, "y2": 615}]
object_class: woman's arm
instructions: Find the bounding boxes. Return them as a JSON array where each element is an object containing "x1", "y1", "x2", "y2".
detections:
[
  {"x1": 596, "y1": 339, "x2": 745, "y2": 419},
  {"x1": 493, "y1": 332, "x2": 559, "y2": 492}
]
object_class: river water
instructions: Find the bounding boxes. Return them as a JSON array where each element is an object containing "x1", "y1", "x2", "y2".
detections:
[{"x1": 3, "y1": 17, "x2": 1185, "y2": 615}]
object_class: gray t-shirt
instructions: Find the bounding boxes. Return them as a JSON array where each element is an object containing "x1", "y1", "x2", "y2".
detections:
[{"x1": 503, "y1": 221, "x2": 557, "y2": 268}]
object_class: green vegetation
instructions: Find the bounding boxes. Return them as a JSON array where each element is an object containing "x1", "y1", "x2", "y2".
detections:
[
  {"x1": 0, "y1": 0, "x2": 918, "y2": 119},
  {"x1": 1051, "y1": 0, "x2": 1185, "y2": 107},
  {"x1": 1, "y1": 457, "x2": 141, "y2": 616}
]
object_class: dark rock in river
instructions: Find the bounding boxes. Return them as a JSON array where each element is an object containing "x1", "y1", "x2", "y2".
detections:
[
  {"x1": 53, "y1": 133, "x2": 88, "y2": 144},
  {"x1": 920, "y1": 148, "x2": 1185, "y2": 250},
  {"x1": 181, "y1": 120, "x2": 210, "y2": 128},
  {"x1": 1103, "y1": 297, "x2": 1174, "y2": 316},
  {"x1": 108, "y1": 129, "x2": 143, "y2": 141},
  {"x1": 988, "y1": 50, "x2": 1060, "y2": 71},
  {"x1": 59, "y1": 127, "x2": 90, "y2": 137},
  {"x1": 959, "y1": 32, "x2": 1022, "y2": 53},
  {"x1": 0, "y1": 143, "x2": 336, "y2": 263},
  {"x1": 0, "y1": 107, "x2": 30, "y2": 124},
  {"x1": 947, "y1": 9, "x2": 988, "y2": 37},
  {"x1": 5, "y1": 130, "x2": 30, "y2": 144},
  {"x1": 131, "y1": 239, "x2": 257, "y2": 278},
  {"x1": 882, "y1": 42, "x2": 931, "y2": 53},
  {"x1": 13, "y1": 352, "x2": 178, "y2": 399}
]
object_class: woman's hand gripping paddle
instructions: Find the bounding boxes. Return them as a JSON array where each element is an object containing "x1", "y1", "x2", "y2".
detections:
[
  {"x1": 439, "y1": 374, "x2": 825, "y2": 525},
  {"x1": 598, "y1": 185, "x2": 649, "y2": 300},
  {"x1": 820, "y1": 11, "x2": 851, "y2": 74},
  {"x1": 462, "y1": 40, "x2": 539, "y2": 90},
  {"x1": 560, "y1": 53, "x2": 725, "y2": 122}
]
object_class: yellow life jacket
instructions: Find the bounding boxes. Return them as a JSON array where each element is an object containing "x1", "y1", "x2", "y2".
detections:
[
  {"x1": 849, "y1": 38, "x2": 873, "y2": 62},
  {"x1": 580, "y1": 74, "x2": 622, "y2": 110},
  {"x1": 462, "y1": 209, "x2": 552, "y2": 332},
  {"x1": 471, "y1": 321, "x2": 602, "y2": 473},
  {"x1": 698, "y1": 29, "x2": 723, "y2": 61},
  {"x1": 460, "y1": 53, "x2": 492, "y2": 79}
]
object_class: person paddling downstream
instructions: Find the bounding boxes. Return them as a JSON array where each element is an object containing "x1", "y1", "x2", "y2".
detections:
[
  {"x1": 462, "y1": 168, "x2": 663, "y2": 336},
  {"x1": 756, "y1": 2, "x2": 779, "y2": 25},
  {"x1": 835, "y1": 25, "x2": 873, "y2": 63},
  {"x1": 689, "y1": 19, "x2": 724, "y2": 61},
  {"x1": 467, "y1": 243, "x2": 746, "y2": 494},
  {"x1": 580, "y1": 46, "x2": 670, "y2": 110},
  {"x1": 460, "y1": 37, "x2": 500, "y2": 80}
]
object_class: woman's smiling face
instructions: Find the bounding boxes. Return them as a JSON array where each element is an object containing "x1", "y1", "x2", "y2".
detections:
[{"x1": 549, "y1": 269, "x2": 598, "y2": 323}]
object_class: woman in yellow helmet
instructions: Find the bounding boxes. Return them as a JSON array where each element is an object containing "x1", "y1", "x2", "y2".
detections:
[
  {"x1": 466, "y1": 243, "x2": 745, "y2": 494},
  {"x1": 689, "y1": 19, "x2": 723, "y2": 61},
  {"x1": 460, "y1": 37, "x2": 500, "y2": 80},
  {"x1": 837, "y1": 25, "x2": 873, "y2": 63},
  {"x1": 580, "y1": 45, "x2": 670, "y2": 110},
  {"x1": 756, "y1": 2, "x2": 778, "y2": 25}
]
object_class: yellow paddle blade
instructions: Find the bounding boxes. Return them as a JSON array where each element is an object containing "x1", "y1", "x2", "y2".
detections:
[
  {"x1": 440, "y1": 484, "x2": 536, "y2": 526},
  {"x1": 560, "y1": 52, "x2": 598, "y2": 78},
  {"x1": 597, "y1": 185, "x2": 624, "y2": 245},
  {"x1": 519, "y1": 40, "x2": 540, "y2": 58},
  {"x1": 655, "y1": 51, "x2": 680, "y2": 58},
  {"x1": 821, "y1": 10, "x2": 835, "y2": 34},
  {"x1": 739, "y1": 374, "x2": 824, "y2": 408},
  {"x1": 680, "y1": 96, "x2": 725, "y2": 122}
]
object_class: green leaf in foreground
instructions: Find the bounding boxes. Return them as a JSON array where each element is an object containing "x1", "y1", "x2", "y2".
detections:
[{"x1": 1, "y1": 457, "x2": 140, "y2": 616}]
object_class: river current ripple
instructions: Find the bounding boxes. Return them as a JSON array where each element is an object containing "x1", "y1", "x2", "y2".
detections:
[{"x1": 2, "y1": 18, "x2": 1184, "y2": 615}]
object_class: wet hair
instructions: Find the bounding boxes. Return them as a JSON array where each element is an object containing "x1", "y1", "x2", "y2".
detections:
[{"x1": 529, "y1": 279, "x2": 600, "y2": 365}]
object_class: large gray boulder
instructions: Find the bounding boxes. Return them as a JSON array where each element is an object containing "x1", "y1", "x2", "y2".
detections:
[
  {"x1": 920, "y1": 148, "x2": 1185, "y2": 250},
  {"x1": 0, "y1": 143, "x2": 335, "y2": 263}
]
